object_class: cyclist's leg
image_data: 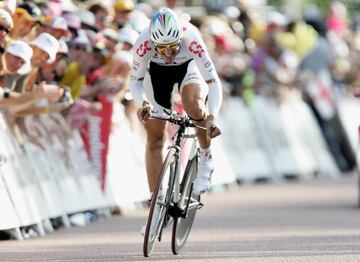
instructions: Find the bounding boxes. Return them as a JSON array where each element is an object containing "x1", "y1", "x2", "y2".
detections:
[
  {"x1": 144, "y1": 119, "x2": 167, "y2": 193},
  {"x1": 180, "y1": 61, "x2": 214, "y2": 195},
  {"x1": 180, "y1": 60, "x2": 210, "y2": 149},
  {"x1": 181, "y1": 83, "x2": 210, "y2": 149},
  {"x1": 143, "y1": 72, "x2": 170, "y2": 193}
]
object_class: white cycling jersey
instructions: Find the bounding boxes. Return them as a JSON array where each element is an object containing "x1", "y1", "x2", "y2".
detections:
[{"x1": 129, "y1": 21, "x2": 222, "y2": 117}]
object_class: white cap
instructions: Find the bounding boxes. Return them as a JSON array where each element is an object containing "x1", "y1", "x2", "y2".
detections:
[
  {"x1": 60, "y1": 0, "x2": 79, "y2": 13},
  {"x1": 62, "y1": 12, "x2": 81, "y2": 29},
  {"x1": 0, "y1": 9, "x2": 13, "y2": 29},
  {"x1": 50, "y1": 17, "x2": 68, "y2": 32},
  {"x1": 30, "y1": 33, "x2": 60, "y2": 64},
  {"x1": 118, "y1": 27, "x2": 139, "y2": 46},
  {"x1": 1, "y1": 0, "x2": 16, "y2": 15},
  {"x1": 222, "y1": 6, "x2": 240, "y2": 20},
  {"x1": 102, "y1": 28, "x2": 118, "y2": 42},
  {"x1": 6, "y1": 41, "x2": 33, "y2": 74},
  {"x1": 78, "y1": 10, "x2": 96, "y2": 27},
  {"x1": 266, "y1": 11, "x2": 288, "y2": 26},
  {"x1": 73, "y1": 29, "x2": 91, "y2": 46}
]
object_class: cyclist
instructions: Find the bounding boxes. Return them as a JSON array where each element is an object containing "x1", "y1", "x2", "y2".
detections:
[{"x1": 129, "y1": 8, "x2": 222, "y2": 201}]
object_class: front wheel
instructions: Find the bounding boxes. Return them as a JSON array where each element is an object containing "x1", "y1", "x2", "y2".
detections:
[
  {"x1": 143, "y1": 148, "x2": 177, "y2": 257},
  {"x1": 171, "y1": 155, "x2": 200, "y2": 255}
]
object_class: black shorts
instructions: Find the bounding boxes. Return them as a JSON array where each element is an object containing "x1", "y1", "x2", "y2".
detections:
[{"x1": 149, "y1": 60, "x2": 192, "y2": 109}]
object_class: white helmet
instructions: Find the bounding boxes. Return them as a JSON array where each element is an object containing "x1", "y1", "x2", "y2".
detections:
[{"x1": 150, "y1": 7, "x2": 182, "y2": 45}]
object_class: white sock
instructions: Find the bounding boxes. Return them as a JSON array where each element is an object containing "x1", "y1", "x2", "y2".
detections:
[{"x1": 199, "y1": 147, "x2": 212, "y2": 157}]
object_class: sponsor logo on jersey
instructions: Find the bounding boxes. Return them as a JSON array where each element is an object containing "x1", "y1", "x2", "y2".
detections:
[
  {"x1": 189, "y1": 41, "x2": 205, "y2": 58},
  {"x1": 136, "y1": 40, "x2": 151, "y2": 57},
  {"x1": 204, "y1": 61, "x2": 211, "y2": 68},
  {"x1": 133, "y1": 61, "x2": 141, "y2": 68}
]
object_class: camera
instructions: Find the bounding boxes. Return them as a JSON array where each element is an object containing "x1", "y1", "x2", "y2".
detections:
[{"x1": 57, "y1": 86, "x2": 74, "y2": 105}]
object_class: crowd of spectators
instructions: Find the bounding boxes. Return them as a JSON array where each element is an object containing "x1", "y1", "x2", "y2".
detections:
[
  {"x1": 199, "y1": 1, "x2": 359, "y2": 171},
  {"x1": 0, "y1": 0, "x2": 358, "y2": 174}
]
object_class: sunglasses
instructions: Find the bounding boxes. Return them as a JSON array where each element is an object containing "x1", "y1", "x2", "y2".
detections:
[
  {"x1": 0, "y1": 25, "x2": 10, "y2": 34},
  {"x1": 155, "y1": 42, "x2": 180, "y2": 53}
]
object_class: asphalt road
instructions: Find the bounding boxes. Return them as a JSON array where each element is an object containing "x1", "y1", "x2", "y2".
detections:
[{"x1": 1, "y1": 175, "x2": 360, "y2": 261}]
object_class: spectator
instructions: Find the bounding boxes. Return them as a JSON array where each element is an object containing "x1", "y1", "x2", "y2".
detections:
[
  {"x1": 79, "y1": 10, "x2": 98, "y2": 32},
  {"x1": 102, "y1": 28, "x2": 118, "y2": 55},
  {"x1": 0, "y1": 40, "x2": 32, "y2": 76},
  {"x1": 61, "y1": 30, "x2": 92, "y2": 99},
  {"x1": 88, "y1": 4, "x2": 110, "y2": 31},
  {"x1": 113, "y1": 0, "x2": 149, "y2": 33},
  {"x1": 0, "y1": 41, "x2": 58, "y2": 109},
  {"x1": 166, "y1": 0, "x2": 177, "y2": 9},
  {"x1": 10, "y1": 2, "x2": 42, "y2": 40},
  {"x1": 40, "y1": 16, "x2": 69, "y2": 40},
  {"x1": 39, "y1": 39, "x2": 68, "y2": 84},
  {"x1": 0, "y1": 9, "x2": 13, "y2": 51},
  {"x1": 24, "y1": 33, "x2": 60, "y2": 91},
  {"x1": 62, "y1": 12, "x2": 81, "y2": 39},
  {"x1": 300, "y1": 18, "x2": 356, "y2": 172},
  {"x1": 327, "y1": 1, "x2": 349, "y2": 38},
  {"x1": 0, "y1": 0, "x2": 16, "y2": 15}
]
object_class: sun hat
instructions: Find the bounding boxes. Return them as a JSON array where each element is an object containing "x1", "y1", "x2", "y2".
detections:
[
  {"x1": 118, "y1": 27, "x2": 139, "y2": 46},
  {"x1": 78, "y1": 10, "x2": 95, "y2": 27},
  {"x1": 78, "y1": 10, "x2": 98, "y2": 32},
  {"x1": 50, "y1": 16, "x2": 68, "y2": 33},
  {"x1": 16, "y1": 2, "x2": 42, "y2": 21},
  {"x1": 30, "y1": 32, "x2": 60, "y2": 63},
  {"x1": 6, "y1": 40, "x2": 33, "y2": 74},
  {"x1": 0, "y1": 9, "x2": 13, "y2": 30},
  {"x1": 102, "y1": 28, "x2": 118, "y2": 42},
  {"x1": 62, "y1": 12, "x2": 81, "y2": 29},
  {"x1": 0, "y1": 0, "x2": 16, "y2": 15},
  {"x1": 113, "y1": 0, "x2": 134, "y2": 12}
]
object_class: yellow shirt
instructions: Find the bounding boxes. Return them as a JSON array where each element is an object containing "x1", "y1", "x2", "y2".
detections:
[
  {"x1": 60, "y1": 62, "x2": 86, "y2": 100},
  {"x1": 276, "y1": 22, "x2": 318, "y2": 60}
]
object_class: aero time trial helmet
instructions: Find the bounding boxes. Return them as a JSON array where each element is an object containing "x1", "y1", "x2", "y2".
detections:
[{"x1": 150, "y1": 8, "x2": 182, "y2": 45}]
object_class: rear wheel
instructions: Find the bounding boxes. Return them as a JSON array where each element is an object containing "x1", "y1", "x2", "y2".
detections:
[
  {"x1": 171, "y1": 155, "x2": 200, "y2": 255},
  {"x1": 143, "y1": 148, "x2": 177, "y2": 257}
]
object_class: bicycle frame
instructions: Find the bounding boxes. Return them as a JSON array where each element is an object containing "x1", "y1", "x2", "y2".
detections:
[
  {"x1": 143, "y1": 111, "x2": 205, "y2": 257},
  {"x1": 168, "y1": 127, "x2": 198, "y2": 218},
  {"x1": 151, "y1": 111, "x2": 203, "y2": 217}
]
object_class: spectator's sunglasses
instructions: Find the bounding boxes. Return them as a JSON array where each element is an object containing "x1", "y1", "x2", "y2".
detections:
[
  {"x1": 155, "y1": 42, "x2": 180, "y2": 53},
  {"x1": 0, "y1": 25, "x2": 10, "y2": 34}
]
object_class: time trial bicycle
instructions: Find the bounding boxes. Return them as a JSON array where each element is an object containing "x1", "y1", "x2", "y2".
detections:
[{"x1": 143, "y1": 110, "x2": 204, "y2": 257}]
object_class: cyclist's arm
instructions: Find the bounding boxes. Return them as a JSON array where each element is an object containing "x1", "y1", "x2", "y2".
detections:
[
  {"x1": 129, "y1": 31, "x2": 153, "y2": 107},
  {"x1": 184, "y1": 26, "x2": 223, "y2": 118}
]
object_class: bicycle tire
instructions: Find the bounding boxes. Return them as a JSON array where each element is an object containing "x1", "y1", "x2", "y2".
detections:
[
  {"x1": 143, "y1": 148, "x2": 177, "y2": 257},
  {"x1": 171, "y1": 155, "x2": 200, "y2": 255}
]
